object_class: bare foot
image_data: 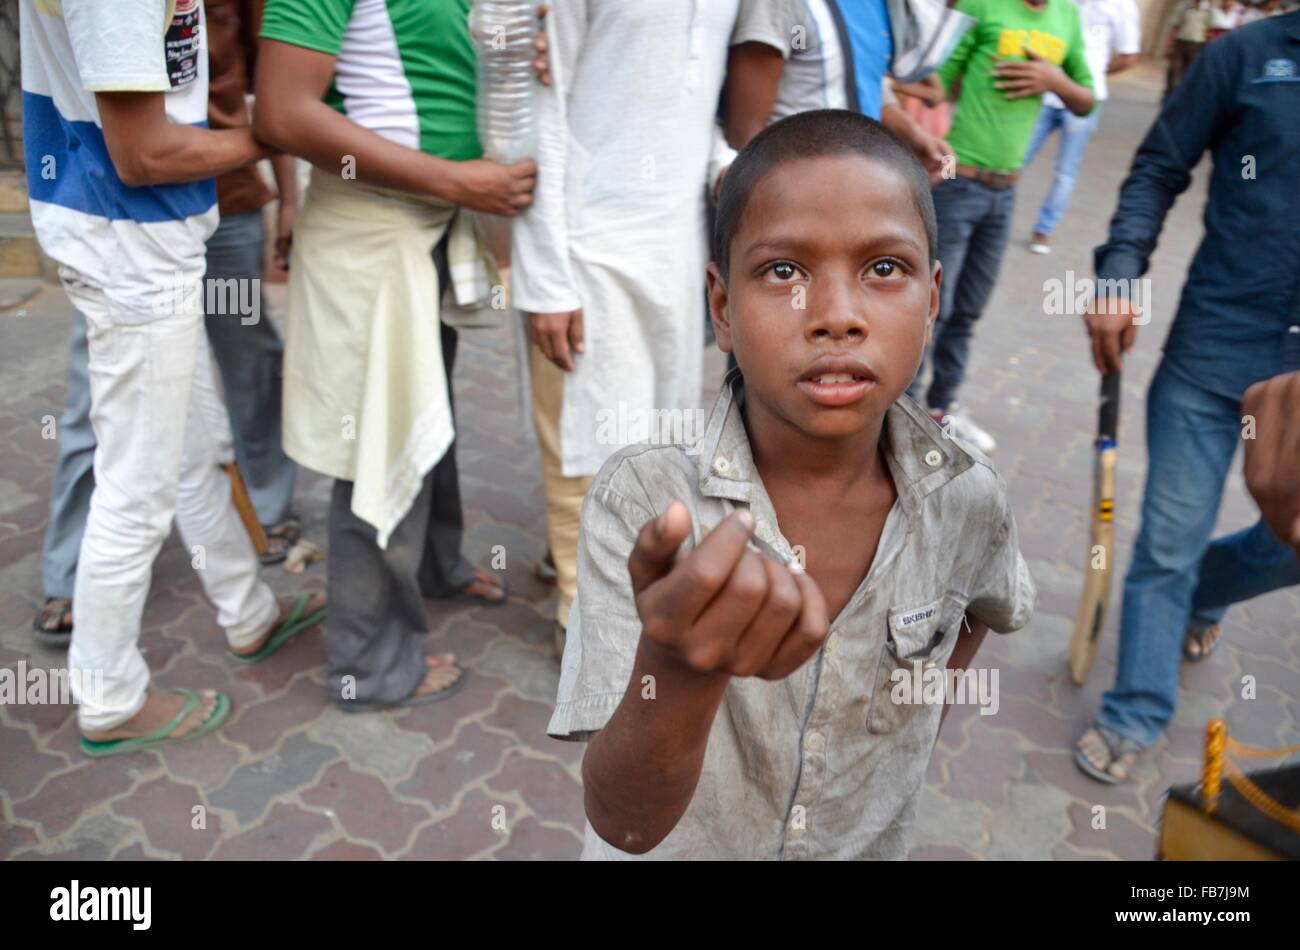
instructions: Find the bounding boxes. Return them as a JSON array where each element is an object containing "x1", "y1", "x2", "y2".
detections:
[
  {"x1": 84, "y1": 689, "x2": 219, "y2": 743},
  {"x1": 461, "y1": 570, "x2": 506, "y2": 604},
  {"x1": 413, "y1": 653, "x2": 462, "y2": 697},
  {"x1": 232, "y1": 592, "x2": 326, "y2": 658}
]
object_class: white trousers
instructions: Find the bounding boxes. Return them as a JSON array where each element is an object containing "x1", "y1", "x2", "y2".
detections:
[{"x1": 63, "y1": 268, "x2": 278, "y2": 731}]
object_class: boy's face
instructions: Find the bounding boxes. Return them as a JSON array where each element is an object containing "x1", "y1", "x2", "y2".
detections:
[{"x1": 708, "y1": 153, "x2": 941, "y2": 442}]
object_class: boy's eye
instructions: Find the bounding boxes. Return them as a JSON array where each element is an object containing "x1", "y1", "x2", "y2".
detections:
[
  {"x1": 869, "y1": 259, "x2": 901, "y2": 278},
  {"x1": 762, "y1": 261, "x2": 804, "y2": 283}
]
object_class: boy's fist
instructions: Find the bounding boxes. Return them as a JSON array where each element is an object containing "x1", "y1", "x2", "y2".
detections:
[{"x1": 627, "y1": 502, "x2": 829, "y2": 680}]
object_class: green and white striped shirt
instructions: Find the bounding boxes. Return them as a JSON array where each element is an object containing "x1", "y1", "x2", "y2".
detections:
[{"x1": 261, "y1": 0, "x2": 481, "y2": 160}]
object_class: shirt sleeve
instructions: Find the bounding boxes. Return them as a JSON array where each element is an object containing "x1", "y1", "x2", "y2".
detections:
[
  {"x1": 259, "y1": 0, "x2": 355, "y2": 55},
  {"x1": 511, "y1": 0, "x2": 588, "y2": 315},
  {"x1": 966, "y1": 476, "x2": 1036, "y2": 634},
  {"x1": 731, "y1": 0, "x2": 802, "y2": 58},
  {"x1": 547, "y1": 481, "x2": 656, "y2": 741},
  {"x1": 1115, "y1": 0, "x2": 1143, "y2": 56},
  {"x1": 1093, "y1": 33, "x2": 1239, "y2": 286},
  {"x1": 62, "y1": 0, "x2": 170, "y2": 92},
  {"x1": 936, "y1": 0, "x2": 981, "y2": 95}
]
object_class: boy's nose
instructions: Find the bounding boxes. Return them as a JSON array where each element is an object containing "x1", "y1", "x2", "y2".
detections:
[{"x1": 805, "y1": 285, "x2": 868, "y2": 342}]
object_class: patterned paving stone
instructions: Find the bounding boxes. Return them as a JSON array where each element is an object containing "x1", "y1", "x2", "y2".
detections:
[
  {"x1": 111, "y1": 775, "x2": 220, "y2": 860},
  {"x1": 395, "y1": 721, "x2": 515, "y2": 813},
  {"x1": 209, "y1": 802, "x2": 334, "y2": 861},
  {"x1": 484, "y1": 750, "x2": 587, "y2": 830},
  {"x1": 490, "y1": 816, "x2": 582, "y2": 861},
  {"x1": 208, "y1": 733, "x2": 336, "y2": 827},
  {"x1": 300, "y1": 761, "x2": 432, "y2": 855},
  {"x1": 306, "y1": 706, "x2": 436, "y2": 783},
  {"x1": 403, "y1": 788, "x2": 515, "y2": 860}
]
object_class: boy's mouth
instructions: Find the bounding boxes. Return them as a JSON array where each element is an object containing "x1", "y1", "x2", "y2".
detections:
[{"x1": 797, "y1": 355, "x2": 877, "y2": 407}]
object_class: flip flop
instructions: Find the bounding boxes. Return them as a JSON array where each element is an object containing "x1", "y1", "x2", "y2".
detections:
[
  {"x1": 334, "y1": 658, "x2": 467, "y2": 714},
  {"x1": 81, "y1": 688, "x2": 230, "y2": 758},
  {"x1": 259, "y1": 516, "x2": 302, "y2": 566},
  {"x1": 228, "y1": 593, "x2": 327, "y2": 665},
  {"x1": 34, "y1": 597, "x2": 74, "y2": 648},
  {"x1": 1073, "y1": 724, "x2": 1143, "y2": 785}
]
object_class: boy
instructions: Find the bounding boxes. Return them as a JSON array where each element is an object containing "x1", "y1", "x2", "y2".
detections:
[{"x1": 549, "y1": 110, "x2": 1036, "y2": 860}]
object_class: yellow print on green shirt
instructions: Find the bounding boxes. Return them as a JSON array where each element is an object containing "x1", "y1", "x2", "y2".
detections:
[{"x1": 995, "y1": 28, "x2": 1067, "y2": 64}]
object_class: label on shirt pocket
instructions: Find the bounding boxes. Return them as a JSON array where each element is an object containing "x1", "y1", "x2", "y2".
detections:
[{"x1": 867, "y1": 596, "x2": 964, "y2": 738}]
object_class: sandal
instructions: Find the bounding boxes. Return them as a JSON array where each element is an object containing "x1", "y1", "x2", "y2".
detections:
[
  {"x1": 335, "y1": 654, "x2": 466, "y2": 713},
  {"x1": 34, "y1": 597, "x2": 74, "y2": 647},
  {"x1": 1074, "y1": 724, "x2": 1144, "y2": 785},
  {"x1": 1183, "y1": 623, "x2": 1222, "y2": 662},
  {"x1": 228, "y1": 593, "x2": 327, "y2": 665},
  {"x1": 81, "y1": 688, "x2": 230, "y2": 758},
  {"x1": 451, "y1": 568, "x2": 508, "y2": 608},
  {"x1": 259, "y1": 515, "x2": 301, "y2": 566}
]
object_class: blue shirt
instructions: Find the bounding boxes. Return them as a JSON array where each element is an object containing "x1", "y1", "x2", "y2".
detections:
[{"x1": 1094, "y1": 12, "x2": 1300, "y2": 400}]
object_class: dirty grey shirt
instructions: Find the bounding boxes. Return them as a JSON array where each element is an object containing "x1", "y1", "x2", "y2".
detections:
[{"x1": 548, "y1": 377, "x2": 1036, "y2": 860}]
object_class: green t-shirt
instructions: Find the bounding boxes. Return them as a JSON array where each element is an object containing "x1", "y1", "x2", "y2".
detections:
[
  {"x1": 261, "y1": 0, "x2": 481, "y2": 161},
  {"x1": 938, "y1": 0, "x2": 1093, "y2": 172}
]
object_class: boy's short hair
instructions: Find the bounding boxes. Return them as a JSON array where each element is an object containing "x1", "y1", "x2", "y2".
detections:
[{"x1": 712, "y1": 109, "x2": 938, "y2": 279}]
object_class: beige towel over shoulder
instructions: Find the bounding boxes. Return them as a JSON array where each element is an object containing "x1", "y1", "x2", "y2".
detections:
[{"x1": 283, "y1": 168, "x2": 498, "y2": 547}]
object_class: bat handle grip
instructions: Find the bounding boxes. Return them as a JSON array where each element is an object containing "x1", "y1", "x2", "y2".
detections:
[{"x1": 1098, "y1": 371, "x2": 1121, "y2": 442}]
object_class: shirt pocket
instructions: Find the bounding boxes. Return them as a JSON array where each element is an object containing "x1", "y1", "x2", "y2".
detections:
[{"x1": 866, "y1": 593, "x2": 968, "y2": 737}]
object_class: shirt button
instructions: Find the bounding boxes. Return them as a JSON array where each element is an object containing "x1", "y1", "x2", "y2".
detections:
[
  {"x1": 1289, "y1": 325, "x2": 1300, "y2": 334},
  {"x1": 924, "y1": 449, "x2": 943, "y2": 468},
  {"x1": 713, "y1": 456, "x2": 730, "y2": 475},
  {"x1": 806, "y1": 732, "x2": 825, "y2": 752}
]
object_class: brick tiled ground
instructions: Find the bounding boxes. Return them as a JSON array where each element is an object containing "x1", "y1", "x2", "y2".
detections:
[{"x1": 2, "y1": 69, "x2": 1297, "y2": 859}]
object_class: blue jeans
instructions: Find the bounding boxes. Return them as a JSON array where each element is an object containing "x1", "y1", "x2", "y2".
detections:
[
  {"x1": 1022, "y1": 103, "x2": 1101, "y2": 238},
  {"x1": 202, "y1": 211, "x2": 296, "y2": 526},
  {"x1": 908, "y1": 175, "x2": 1016, "y2": 411},
  {"x1": 1098, "y1": 359, "x2": 1300, "y2": 748}
]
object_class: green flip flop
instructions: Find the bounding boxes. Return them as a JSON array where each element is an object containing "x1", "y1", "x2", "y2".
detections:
[
  {"x1": 81, "y1": 688, "x2": 230, "y2": 758},
  {"x1": 229, "y1": 593, "x2": 327, "y2": 665}
]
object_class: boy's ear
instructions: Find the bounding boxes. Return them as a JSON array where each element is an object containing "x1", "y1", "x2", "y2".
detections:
[
  {"x1": 924, "y1": 259, "x2": 942, "y2": 348},
  {"x1": 706, "y1": 262, "x2": 734, "y2": 354}
]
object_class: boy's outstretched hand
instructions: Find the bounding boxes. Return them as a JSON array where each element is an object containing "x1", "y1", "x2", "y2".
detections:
[{"x1": 628, "y1": 502, "x2": 829, "y2": 681}]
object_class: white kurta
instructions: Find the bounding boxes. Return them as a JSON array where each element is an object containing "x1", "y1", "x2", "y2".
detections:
[{"x1": 512, "y1": 0, "x2": 741, "y2": 478}]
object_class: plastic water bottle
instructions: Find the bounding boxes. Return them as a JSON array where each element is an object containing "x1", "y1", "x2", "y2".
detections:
[{"x1": 469, "y1": 1, "x2": 541, "y2": 164}]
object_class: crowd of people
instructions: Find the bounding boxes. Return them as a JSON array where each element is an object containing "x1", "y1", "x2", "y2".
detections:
[{"x1": 15, "y1": 0, "x2": 1300, "y2": 858}]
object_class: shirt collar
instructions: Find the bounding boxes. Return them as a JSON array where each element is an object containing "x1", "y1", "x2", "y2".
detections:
[{"x1": 696, "y1": 369, "x2": 976, "y2": 518}]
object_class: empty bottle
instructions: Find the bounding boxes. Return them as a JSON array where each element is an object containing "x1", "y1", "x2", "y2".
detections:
[{"x1": 469, "y1": 1, "x2": 541, "y2": 164}]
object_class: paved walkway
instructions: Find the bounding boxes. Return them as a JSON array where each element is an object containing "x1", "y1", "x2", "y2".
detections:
[{"x1": 2, "y1": 71, "x2": 1297, "y2": 860}]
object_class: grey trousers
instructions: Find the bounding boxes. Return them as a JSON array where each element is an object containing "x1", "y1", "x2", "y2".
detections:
[
  {"x1": 39, "y1": 211, "x2": 298, "y2": 601},
  {"x1": 325, "y1": 240, "x2": 475, "y2": 705}
]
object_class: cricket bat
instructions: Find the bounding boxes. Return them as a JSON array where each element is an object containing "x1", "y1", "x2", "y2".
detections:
[
  {"x1": 221, "y1": 462, "x2": 270, "y2": 557},
  {"x1": 1069, "y1": 371, "x2": 1120, "y2": 685}
]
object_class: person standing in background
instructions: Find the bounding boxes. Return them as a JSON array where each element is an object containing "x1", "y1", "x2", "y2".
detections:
[
  {"x1": 906, "y1": 0, "x2": 1095, "y2": 454},
  {"x1": 1023, "y1": 0, "x2": 1140, "y2": 255},
  {"x1": 513, "y1": 1, "x2": 785, "y2": 659},
  {"x1": 202, "y1": 0, "x2": 302, "y2": 563},
  {"x1": 1075, "y1": 10, "x2": 1300, "y2": 783},
  {"x1": 1165, "y1": 0, "x2": 1211, "y2": 97},
  {"x1": 32, "y1": 0, "x2": 304, "y2": 642},
  {"x1": 254, "y1": 0, "x2": 535, "y2": 711}
]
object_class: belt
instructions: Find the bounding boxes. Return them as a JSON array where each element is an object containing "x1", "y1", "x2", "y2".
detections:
[{"x1": 955, "y1": 164, "x2": 1021, "y2": 189}]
